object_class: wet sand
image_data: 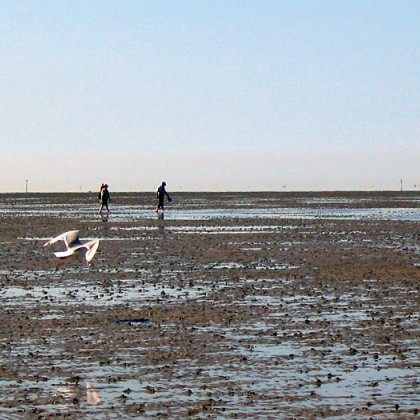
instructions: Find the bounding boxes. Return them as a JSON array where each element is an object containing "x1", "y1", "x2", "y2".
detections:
[{"x1": 0, "y1": 191, "x2": 419, "y2": 419}]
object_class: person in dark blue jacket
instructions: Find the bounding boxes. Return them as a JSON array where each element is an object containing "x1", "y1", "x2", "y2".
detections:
[{"x1": 156, "y1": 182, "x2": 172, "y2": 212}]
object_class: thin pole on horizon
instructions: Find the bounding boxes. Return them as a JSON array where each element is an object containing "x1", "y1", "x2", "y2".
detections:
[
  {"x1": 400, "y1": 179, "x2": 403, "y2": 192},
  {"x1": 25, "y1": 179, "x2": 29, "y2": 193}
]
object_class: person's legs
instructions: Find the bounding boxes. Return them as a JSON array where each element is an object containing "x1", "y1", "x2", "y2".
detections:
[
  {"x1": 99, "y1": 200, "x2": 109, "y2": 213},
  {"x1": 157, "y1": 195, "x2": 164, "y2": 211}
]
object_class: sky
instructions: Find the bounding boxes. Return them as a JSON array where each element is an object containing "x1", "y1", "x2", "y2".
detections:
[{"x1": 0, "y1": 0, "x2": 419, "y2": 192}]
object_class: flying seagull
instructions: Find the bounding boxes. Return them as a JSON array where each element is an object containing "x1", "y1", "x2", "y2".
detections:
[{"x1": 44, "y1": 230, "x2": 100, "y2": 265}]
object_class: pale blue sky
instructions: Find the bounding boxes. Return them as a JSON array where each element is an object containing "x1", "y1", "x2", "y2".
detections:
[{"x1": 1, "y1": 0, "x2": 418, "y2": 192}]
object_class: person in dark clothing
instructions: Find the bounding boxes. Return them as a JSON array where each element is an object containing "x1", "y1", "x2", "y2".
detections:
[
  {"x1": 156, "y1": 182, "x2": 172, "y2": 212},
  {"x1": 99, "y1": 184, "x2": 110, "y2": 214}
]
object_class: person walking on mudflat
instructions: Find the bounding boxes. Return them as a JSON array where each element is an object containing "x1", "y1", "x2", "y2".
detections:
[
  {"x1": 156, "y1": 182, "x2": 172, "y2": 212},
  {"x1": 99, "y1": 184, "x2": 111, "y2": 214}
]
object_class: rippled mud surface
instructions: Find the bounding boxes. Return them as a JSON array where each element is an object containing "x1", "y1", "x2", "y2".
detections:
[{"x1": 0, "y1": 192, "x2": 419, "y2": 419}]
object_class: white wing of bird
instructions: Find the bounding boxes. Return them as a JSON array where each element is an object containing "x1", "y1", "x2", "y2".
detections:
[{"x1": 44, "y1": 230, "x2": 100, "y2": 264}]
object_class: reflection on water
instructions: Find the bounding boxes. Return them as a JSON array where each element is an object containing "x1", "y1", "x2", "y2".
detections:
[
  {"x1": 56, "y1": 382, "x2": 100, "y2": 406},
  {"x1": 99, "y1": 213, "x2": 109, "y2": 223},
  {"x1": 86, "y1": 381, "x2": 100, "y2": 405}
]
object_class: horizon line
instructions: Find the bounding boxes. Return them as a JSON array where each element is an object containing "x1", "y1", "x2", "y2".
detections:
[{"x1": 0, "y1": 189, "x2": 418, "y2": 195}]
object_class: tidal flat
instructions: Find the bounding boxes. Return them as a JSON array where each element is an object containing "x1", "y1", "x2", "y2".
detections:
[{"x1": 0, "y1": 191, "x2": 419, "y2": 419}]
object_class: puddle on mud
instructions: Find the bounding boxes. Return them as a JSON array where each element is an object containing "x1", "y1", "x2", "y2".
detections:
[
  {"x1": 1, "y1": 201, "x2": 419, "y2": 221},
  {"x1": 1, "y1": 279, "x2": 213, "y2": 310}
]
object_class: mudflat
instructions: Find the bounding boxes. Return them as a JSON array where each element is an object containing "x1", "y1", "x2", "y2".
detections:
[{"x1": 0, "y1": 191, "x2": 419, "y2": 419}]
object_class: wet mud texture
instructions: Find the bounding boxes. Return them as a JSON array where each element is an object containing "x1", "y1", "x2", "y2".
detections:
[{"x1": 0, "y1": 192, "x2": 419, "y2": 419}]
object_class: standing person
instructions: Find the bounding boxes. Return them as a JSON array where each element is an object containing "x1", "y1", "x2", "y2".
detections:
[
  {"x1": 99, "y1": 184, "x2": 111, "y2": 214},
  {"x1": 156, "y1": 182, "x2": 172, "y2": 212}
]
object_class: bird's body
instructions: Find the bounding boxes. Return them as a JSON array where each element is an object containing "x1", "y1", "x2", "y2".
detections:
[{"x1": 44, "y1": 230, "x2": 100, "y2": 264}]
